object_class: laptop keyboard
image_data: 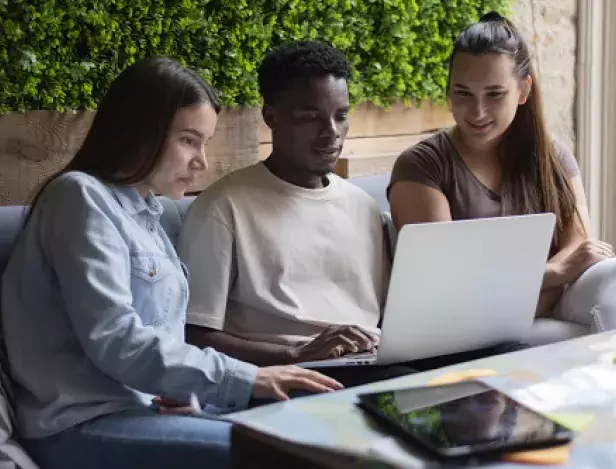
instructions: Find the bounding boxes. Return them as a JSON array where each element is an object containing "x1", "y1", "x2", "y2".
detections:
[{"x1": 345, "y1": 351, "x2": 377, "y2": 365}]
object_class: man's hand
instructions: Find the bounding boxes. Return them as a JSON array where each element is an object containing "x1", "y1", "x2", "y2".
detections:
[{"x1": 289, "y1": 325, "x2": 377, "y2": 362}]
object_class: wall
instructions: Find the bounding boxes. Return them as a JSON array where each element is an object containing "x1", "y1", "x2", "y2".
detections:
[
  {"x1": 0, "y1": 0, "x2": 579, "y2": 204},
  {"x1": 0, "y1": 109, "x2": 261, "y2": 205},
  {"x1": 511, "y1": 0, "x2": 578, "y2": 150},
  {"x1": 258, "y1": 102, "x2": 455, "y2": 178}
]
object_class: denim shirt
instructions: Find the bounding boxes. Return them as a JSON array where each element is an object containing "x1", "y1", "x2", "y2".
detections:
[{"x1": 1, "y1": 171, "x2": 257, "y2": 438}]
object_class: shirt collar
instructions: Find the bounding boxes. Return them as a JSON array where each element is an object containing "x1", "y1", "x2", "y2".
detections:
[{"x1": 109, "y1": 184, "x2": 163, "y2": 217}]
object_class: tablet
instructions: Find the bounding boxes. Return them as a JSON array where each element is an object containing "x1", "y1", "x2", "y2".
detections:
[{"x1": 356, "y1": 380, "x2": 573, "y2": 460}]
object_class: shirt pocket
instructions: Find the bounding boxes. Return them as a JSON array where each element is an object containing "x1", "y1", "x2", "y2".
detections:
[{"x1": 130, "y1": 252, "x2": 175, "y2": 326}]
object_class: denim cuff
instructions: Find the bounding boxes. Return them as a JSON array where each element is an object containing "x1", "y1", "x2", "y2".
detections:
[{"x1": 212, "y1": 356, "x2": 258, "y2": 412}]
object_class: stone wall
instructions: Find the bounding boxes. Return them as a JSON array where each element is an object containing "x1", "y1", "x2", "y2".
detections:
[{"x1": 511, "y1": 0, "x2": 578, "y2": 150}]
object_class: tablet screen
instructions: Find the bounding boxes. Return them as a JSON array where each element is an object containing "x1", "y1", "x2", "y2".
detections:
[{"x1": 358, "y1": 380, "x2": 571, "y2": 456}]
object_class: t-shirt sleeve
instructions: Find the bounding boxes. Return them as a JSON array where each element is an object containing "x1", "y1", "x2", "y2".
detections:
[
  {"x1": 552, "y1": 139, "x2": 580, "y2": 178},
  {"x1": 388, "y1": 141, "x2": 446, "y2": 197},
  {"x1": 177, "y1": 200, "x2": 236, "y2": 331}
]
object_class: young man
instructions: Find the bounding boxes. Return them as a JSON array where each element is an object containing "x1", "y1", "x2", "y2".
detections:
[{"x1": 178, "y1": 41, "x2": 390, "y2": 376}]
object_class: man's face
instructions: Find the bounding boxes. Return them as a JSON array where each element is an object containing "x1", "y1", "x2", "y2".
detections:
[{"x1": 264, "y1": 75, "x2": 350, "y2": 177}]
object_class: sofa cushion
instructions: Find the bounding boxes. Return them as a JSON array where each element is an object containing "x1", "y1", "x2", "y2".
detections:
[
  {"x1": 348, "y1": 174, "x2": 390, "y2": 212},
  {"x1": 0, "y1": 207, "x2": 27, "y2": 278},
  {"x1": 157, "y1": 196, "x2": 196, "y2": 247}
]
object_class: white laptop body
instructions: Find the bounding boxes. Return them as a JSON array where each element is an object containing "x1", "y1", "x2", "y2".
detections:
[{"x1": 297, "y1": 213, "x2": 555, "y2": 368}]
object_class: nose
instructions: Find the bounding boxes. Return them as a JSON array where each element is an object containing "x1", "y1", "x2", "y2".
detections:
[
  {"x1": 319, "y1": 117, "x2": 341, "y2": 140},
  {"x1": 469, "y1": 97, "x2": 487, "y2": 120},
  {"x1": 190, "y1": 148, "x2": 208, "y2": 172}
]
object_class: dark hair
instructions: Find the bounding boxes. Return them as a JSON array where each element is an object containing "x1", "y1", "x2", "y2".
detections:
[
  {"x1": 258, "y1": 40, "x2": 352, "y2": 105},
  {"x1": 448, "y1": 12, "x2": 579, "y2": 244},
  {"x1": 26, "y1": 56, "x2": 220, "y2": 221}
]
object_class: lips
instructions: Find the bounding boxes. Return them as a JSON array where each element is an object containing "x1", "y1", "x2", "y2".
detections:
[
  {"x1": 312, "y1": 147, "x2": 341, "y2": 158},
  {"x1": 466, "y1": 120, "x2": 494, "y2": 132}
]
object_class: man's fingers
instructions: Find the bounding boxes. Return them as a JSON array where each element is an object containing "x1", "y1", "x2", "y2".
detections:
[
  {"x1": 334, "y1": 326, "x2": 376, "y2": 350},
  {"x1": 350, "y1": 325, "x2": 380, "y2": 344},
  {"x1": 330, "y1": 334, "x2": 360, "y2": 352},
  {"x1": 324, "y1": 326, "x2": 374, "y2": 351}
]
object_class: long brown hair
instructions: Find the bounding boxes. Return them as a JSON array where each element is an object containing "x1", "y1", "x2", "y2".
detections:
[
  {"x1": 23, "y1": 56, "x2": 221, "y2": 226},
  {"x1": 448, "y1": 11, "x2": 579, "y2": 245}
]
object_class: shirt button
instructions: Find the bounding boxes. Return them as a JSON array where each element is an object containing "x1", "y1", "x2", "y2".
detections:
[
  {"x1": 149, "y1": 224, "x2": 155, "y2": 232},
  {"x1": 148, "y1": 268, "x2": 156, "y2": 277}
]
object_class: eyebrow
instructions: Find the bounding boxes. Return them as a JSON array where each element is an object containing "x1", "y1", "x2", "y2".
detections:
[
  {"x1": 453, "y1": 83, "x2": 506, "y2": 90},
  {"x1": 179, "y1": 128, "x2": 205, "y2": 139},
  {"x1": 294, "y1": 106, "x2": 351, "y2": 112}
]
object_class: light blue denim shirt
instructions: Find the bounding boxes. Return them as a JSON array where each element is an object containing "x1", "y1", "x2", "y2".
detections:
[{"x1": 1, "y1": 171, "x2": 258, "y2": 438}]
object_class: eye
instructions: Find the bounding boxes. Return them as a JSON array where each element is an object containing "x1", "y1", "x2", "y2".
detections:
[
  {"x1": 487, "y1": 91, "x2": 506, "y2": 99},
  {"x1": 454, "y1": 90, "x2": 473, "y2": 97},
  {"x1": 180, "y1": 136, "x2": 198, "y2": 147},
  {"x1": 300, "y1": 113, "x2": 319, "y2": 122},
  {"x1": 335, "y1": 112, "x2": 349, "y2": 122}
]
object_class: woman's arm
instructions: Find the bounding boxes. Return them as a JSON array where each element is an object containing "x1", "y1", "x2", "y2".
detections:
[
  {"x1": 389, "y1": 181, "x2": 452, "y2": 230},
  {"x1": 542, "y1": 175, "x2": 591, "y2": 290},
  {"x1": 41, "y1": 177, "x2": 258, "y2": 411}
]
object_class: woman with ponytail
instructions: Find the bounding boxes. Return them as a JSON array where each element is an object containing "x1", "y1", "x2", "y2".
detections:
[{"x1": 388, "y1": 12, "x2": 616, "y2": 338}]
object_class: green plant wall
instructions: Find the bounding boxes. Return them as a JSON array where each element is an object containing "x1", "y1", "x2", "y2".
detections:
[{"x1": 0, "y1": 0, "x2": 509, "y2": 112}]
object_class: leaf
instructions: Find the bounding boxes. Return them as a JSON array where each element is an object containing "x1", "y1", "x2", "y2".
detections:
[{"x1": 0, "y1": 0, "x2": 509, "y2": 110}]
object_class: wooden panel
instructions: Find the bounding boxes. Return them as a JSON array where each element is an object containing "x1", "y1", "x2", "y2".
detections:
[
  {"x1": 199, "y1": 107, "x2": 261, "y2": 190},
  {"x1": 0, "y1": 102, "x2": 450, "y2": 204},
  {"x1": 0, "y1": 108, "x2": 261, "y2": 205},
  {"x1": 334, "y1": 131, "x2": 434, "y2": 178},
  {"x1": 258, "y1": 100, "x2": 454, "y2": 143},
  {"x1": 0, "y1": 110, "x2": 95, "y2": 206},
  {"x1": 258, "y1": 132, "x2": 429, "y2": 161}
]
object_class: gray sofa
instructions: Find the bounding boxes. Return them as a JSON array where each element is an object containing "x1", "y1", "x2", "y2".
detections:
[
  {"x1": 0, "y1": 172, "x2": 588, "y2": 344},
  {"x1": 1, "y1": 172, "x2": 589, "y2": 339}
]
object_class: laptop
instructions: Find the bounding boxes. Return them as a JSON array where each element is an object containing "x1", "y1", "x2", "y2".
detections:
[{"x1": 297, "y1": 213, "x2": 556, "y2": 368}]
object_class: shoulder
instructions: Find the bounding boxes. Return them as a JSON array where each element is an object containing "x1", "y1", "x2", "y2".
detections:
[
  {"x1": 331, "y1": 174, "x2": 382, "y2": 212},
  {"x1": 33, "y1": 172, "x2": 128, "y2": 249},
  {"x1": 38, "y1": 171, "x2": 115, "y2": 213},
  {"x1": 551, "y1": 137, "x2": 580, "y2": 178},
  {"x1": 183, "y1": 164, "x2": 266, "y2": 231},
  {"x1": 390, "y1": 130, "x2": 453, "y2": 190},
  {"x1": 193, "y1": 164, "x2": 265, "y2": 205},
  {"x1": 398, "y1": 131, "x2": 452, "y2": 163}
]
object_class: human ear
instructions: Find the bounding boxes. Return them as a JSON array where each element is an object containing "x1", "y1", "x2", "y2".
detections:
[
  {"x1": 518, "y1": 75, "x2": 532, "y2": 105},
  {"x1": 262, "y1": 105, "x2": 276, "y2": 130}
]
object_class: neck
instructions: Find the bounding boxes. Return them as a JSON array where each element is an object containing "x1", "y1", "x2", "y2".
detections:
[
  {"x1": 264, "y1": 152, "x2": 327, "y2": 189},
  {"x1": 133, "y1": 183, "x2": 151, "y2": 198},
  {"x1": 452, "y1": 126, "x2": 500, "y2": 163}
]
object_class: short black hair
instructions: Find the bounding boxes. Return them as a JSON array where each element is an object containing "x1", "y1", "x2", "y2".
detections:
[{"x1": 258, "y1": 40, "x2": 352, "y2": 105}]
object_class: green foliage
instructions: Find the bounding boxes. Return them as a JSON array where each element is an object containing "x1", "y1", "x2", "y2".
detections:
[{"x1": 0, "y1": 0, "x2": 508, "y2": 111}]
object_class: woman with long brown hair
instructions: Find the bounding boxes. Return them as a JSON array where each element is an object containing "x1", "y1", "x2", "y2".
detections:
[
  {"x1": 1, "y1": 57, "x2": 341, "y2": 469},
  {"x1": 388, "y1": 11, "x2": 616, "y2": 337}
]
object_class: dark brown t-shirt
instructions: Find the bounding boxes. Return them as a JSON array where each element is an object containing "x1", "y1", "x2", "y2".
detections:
[{"x1": 388, "y1": 129, "x2": 580, "y2": 220}]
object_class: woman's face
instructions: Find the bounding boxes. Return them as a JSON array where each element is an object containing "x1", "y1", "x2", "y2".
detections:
[
  {"x1": 448, "y1": 52, "x2": 531, "y2": 151},
  {"x1": 141, "y1": 103, "x2": 218, "y2": 200}
]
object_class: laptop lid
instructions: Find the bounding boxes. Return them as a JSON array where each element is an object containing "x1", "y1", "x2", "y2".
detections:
[{"x1": 376, "y1": 213, "x2": 555, "y2": 366}]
